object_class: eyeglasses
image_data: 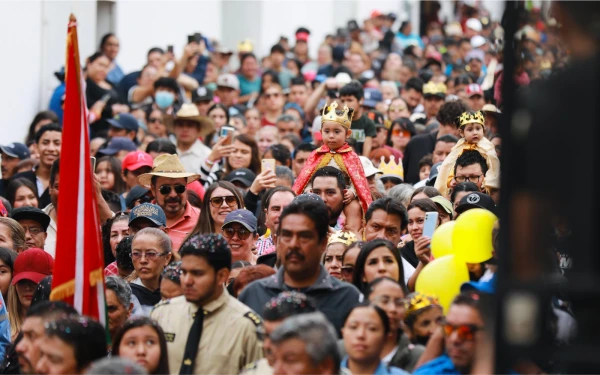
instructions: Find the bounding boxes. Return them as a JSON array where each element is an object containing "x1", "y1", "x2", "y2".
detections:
[
  {"x1": 392, "y1": 129, "x2": 411, "y2": 137},
  {"x1": 454, "y1": 175, "x2": 482, "y2": 184},
  {"x1": 222, "y1": 227, "x2": 252, "y2": 240},
  {"x1": 442, "y1": 322, "x2": 482, "y2": 341},
  {"x1": 389, "y1": 106, "x2": 407, "y2": 112},
  {"x1": 159, "y1": 184, "x2": 186, "y2": 195},
  {"x1": 130, "y1": 251, "x2": 169, "y2": 260},
  {"x1": 148, "y1": 117, "x2": 163, "y2": 124},
  {"x1": 264, "y1": 92, "x2": 281, "y2": 99},
  {"x1": 209, "y1": 196, "x2": 238, "y2": 208},
  {"x1": 21, "y1": 225, "x2": 44, "y2": 235},
  {"x1": 341, "y1": 266, "x2": 354, "y2": 277},
  {"x1": 372, "y1": 295, "x2": 408, "y2": 308}
]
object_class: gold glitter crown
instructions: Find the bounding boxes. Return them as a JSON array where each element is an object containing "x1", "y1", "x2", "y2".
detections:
[
  {"x1": 423, "y1": 82, "x2": 447, "y2": 96},
  {"x1": 379, "y1": 155, "x2": 404, "y2": 180},
  {"x1": 322, "y1": 101, "x2": 354, "y2": 129},
  {"x1": 405, "y1": 292, "x2": 440, "y2": 318},
  {"x1": 327, "y1": 231, "x2": 357, "y2": 246},
  {"x1": 458, "y1": 110, "x2": 485, "y2": 128}
]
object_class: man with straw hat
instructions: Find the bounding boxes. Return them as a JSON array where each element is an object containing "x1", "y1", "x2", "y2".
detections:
[
  {"x1": 137, "y1": 154, "x2": 201, "y2": 251},
  {"x1": 172, "y1": 103, "x2": 215, "y2": 174}
]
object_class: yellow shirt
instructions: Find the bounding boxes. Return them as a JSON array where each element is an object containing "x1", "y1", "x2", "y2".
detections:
[{"x1": 151, "y1": 289, "x2": 264, "y2": 374}]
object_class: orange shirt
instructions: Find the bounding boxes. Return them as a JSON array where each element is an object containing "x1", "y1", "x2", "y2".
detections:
[{"x1": 165, "y1": 203, "x2": 200, "y2": 252}]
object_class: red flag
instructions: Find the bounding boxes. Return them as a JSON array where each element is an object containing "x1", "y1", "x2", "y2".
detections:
[{"x1": 50, "y1": 14, "x2": 106, "y2": 324}]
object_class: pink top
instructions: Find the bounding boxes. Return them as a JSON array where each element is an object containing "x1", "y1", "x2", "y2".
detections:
[{"x1": 165, "y1": 203, "x2": 200, "y2": 252}]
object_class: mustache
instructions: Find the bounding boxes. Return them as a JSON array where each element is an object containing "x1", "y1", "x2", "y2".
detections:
[
  {"x1": 165, "y1": 197, "x2": 181, "y2": 203},
  {"x1": 285, "y1": 249, "x2": 305, "y2": 261}
]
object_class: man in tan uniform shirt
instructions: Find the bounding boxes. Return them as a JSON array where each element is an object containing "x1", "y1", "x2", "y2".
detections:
[{"x1": 151, "y1": 233, "x2": 263, "y2": 374}]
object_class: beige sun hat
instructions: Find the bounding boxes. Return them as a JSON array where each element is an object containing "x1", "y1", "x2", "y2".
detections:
[
  {"x1": 164, "y1": 104, "x2": 215, "y2": 137},
  {"x1": 137, "y1": 154, "x2": 200, "y2": 188}
]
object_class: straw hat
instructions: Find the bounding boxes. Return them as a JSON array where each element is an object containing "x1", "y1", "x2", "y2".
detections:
[
  {"x1": 137, "y1": 154, "x2": 200, "y2": 188},
  {"x1": 165, "y1": 104, "x2": 215, "y2": 137}
]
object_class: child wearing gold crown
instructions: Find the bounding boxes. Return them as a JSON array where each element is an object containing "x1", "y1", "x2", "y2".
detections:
[
  {"x1": 434, "y1": 110, "x2": 500, "y2": 197},
  {"x1": 293, "y1": 102, "x2": 372, "y2": 234}
]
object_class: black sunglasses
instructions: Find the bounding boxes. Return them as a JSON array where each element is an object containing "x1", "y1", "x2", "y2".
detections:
[
  {"x1": 210, "y1": 196, "x2": 238, "y2": 208},
  {"x1": 159, "y1": 184, "x2": 186, "y2": 195},
  {"x1": 138, "y1": 195, "x2": 153, "y2": 204}
]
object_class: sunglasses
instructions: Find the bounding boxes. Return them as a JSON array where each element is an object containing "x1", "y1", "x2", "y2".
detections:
[
  {"x1": 341, "y1": 266, "x2": 354, "y2": 277},
  {"x1": 442, "y1": 322, "x2": 482, "y2": 341},
  {"x1": 389, "y1": 106, "x2": 407, "y2": 112},
  {"x1": 264, "y1": 92, "x2": 281, "y2": 99},
  {"x1": 138, "y1": 195, "x2": 153, "y2": 204},
  {"x1": 148, "y1": 117, "x2": 163, "y2": 124},
  {"x1": 209, "y1": 196, "x2": 238, "y2": 208},
  {"x1": 159, "y1": 184, "x2": 186, "y2": 195},
  {"x1": 392, "y1": 129, "x2": 411, "y2": 137},
  {"x1": 222, "y1": 227, "x2": 252, "y2": 240}
]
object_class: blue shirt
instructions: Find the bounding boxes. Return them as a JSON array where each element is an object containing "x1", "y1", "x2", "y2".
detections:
[
  {"x1": 49, "y1": 83, "x2": 65, "y2": 124},
  {"x1": 0, "y1": 294, "x2": 10, "y2": 359},
  {"x1": 107, "y1": 63, "x2": 125, "y2": 85},
  {"x1": 341, "y1": 357, "x2": 409, "y2": 375},
  {"x1": 396, "y1": 33, "x2": 425, "y2": 49},
  {"x1": 237, "y1": 74, "x2": 261, "y2": 96},
  {"x1": 413, "y1": 354, "x2": 460, "y2": 375}
]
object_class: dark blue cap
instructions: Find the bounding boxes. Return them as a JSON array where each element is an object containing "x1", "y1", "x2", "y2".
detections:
[
  {"x1": 363, "y1": 88, "x2": 383, "y2": 108},
  {"x1": 283, "y1": 102, "x2": 305, "y2": 120},
  {"x1": 0, "y1": 143, "x2": 30, "y2": 160},
  {"x1": 224, "y1": 168, "x2": 256, "y2": 188},
  {"x1": 461, "y1": 274, "x2": 496, "y2": 294},
  {"x1": 455, "y1": 192, "x2": 496, "y2": 215},
  {"x1": 128, "y1": 203, "x2": 166, "y2": 227},
  {"x1": 222, "y1": 209, "x2": 257, "y2": 232},
  {"x1": 125, "y1": 185, "x2": 150, "y2": 209},
  {"x1": 107, "y1": 113, "x2": 139, "y2": 132},
  {"x1": 98, "y1": 137, "x2": 137, "y2": 156}
]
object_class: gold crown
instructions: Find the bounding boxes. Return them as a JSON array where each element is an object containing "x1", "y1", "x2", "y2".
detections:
[
  {"x1": 423, "y1": 82, "x2": 447, "y2": 96},
  {"x1": 322, "y1": 101, "x2": 354, "y2": 129},
  {"x1": 327, "y1": 231, "x2": 357, "y2": 247},
  {"x1": 379, "y1": 155, "x2": 404, "y2": 180},
  {"x1": 405, "y1": 292, "x2": 440, "y2": 318},
  {"x1": 458, "y1": 110, "x2": 485, "y2": 128}
]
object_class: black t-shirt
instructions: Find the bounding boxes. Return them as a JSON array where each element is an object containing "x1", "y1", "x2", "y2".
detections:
[
  {"x1": 402, "y1": 131, "x2": 438, "y2": 184},
  {"x1": 400, "y1": 241, "x2": 419, "y2": 268},
  {"x1": 350, "y1": 114, "x2": 377, "y2": 155}
]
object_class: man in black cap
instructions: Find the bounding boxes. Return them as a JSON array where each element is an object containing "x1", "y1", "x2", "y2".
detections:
[
  {"x1": 107, "y1": 113, "x2": 139, "y2": 142},
  {"x1": 0, "y1": 142, "x2": 30, "y2": 196},
  {"x1": 97, "y1": 137, "x2": 137, "y2": 161},
  {"x1": 11, "y1": 207, "x2": 50, "y2": 250},
  {"x1": 224, "y1": 168, "x2": 256, "y2": 192},
  {"x1": 454, "y1": 192, "x2": 496, "y2": 217},
  {"x1": 191, "y1": 86, "x2": 213, "y2": 116},
  {"x1": 125, "y1": 185, "x2": 152, "y2": 210}
]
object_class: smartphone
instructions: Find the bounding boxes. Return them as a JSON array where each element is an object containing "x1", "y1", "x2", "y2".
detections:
[
  {"x1": 167, "y1": 45, "x2": 174, "y2": 53},
  {"x1": 91, "y1": 156, "x2": 96, "y2": 172},
  {"x1": 99, "y1": 93, "x2": 111, "y2": 104},
  {"x1": 262, "y1": 159, "x2": 276, "y2": 173},
  {"x1": 422, "y1": 212, "x2": 439, "y2": 247},
  {"x1": 194, "y1": 32, "x2": 202, "y2": 43},
  {"x1": 220, "y1": 126, "x2": 235, "y2": 145}
]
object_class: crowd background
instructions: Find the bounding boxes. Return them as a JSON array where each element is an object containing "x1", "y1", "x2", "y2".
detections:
[{"x1": 0, "y1": 0, "x2": 592, "y2": 374}]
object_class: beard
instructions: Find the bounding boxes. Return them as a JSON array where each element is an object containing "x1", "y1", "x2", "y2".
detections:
[{"x1": 327, "y1": 203, "x2": 344, "y2": 225}]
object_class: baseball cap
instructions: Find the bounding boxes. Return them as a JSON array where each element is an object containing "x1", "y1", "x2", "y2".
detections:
[
  {"x1": 426, "y1": 162, "x2": 442, "y2": 187},
  {"x1": 359, "y1": 156, "x2": 382, "y2": 178},
  {"x1": 363, "y1": 88, "x2": 383, "y2": 109},
  {"x1": 11, "y1": 207, "x2": 51, "y2": 231},
  {"x1": 296, "y1": 31, "x2": 309, "y2": 42},
  {"x1": 129, "y1": 203, "x2": 167, "y2": 227},
  {"x1": 222, "y1": 209, "x2": 257, "y2": 232},
  {"x1": 98, "y1": 137, "x2": 137, "y2": 156},
  {"x1": 465, "y1": 84, "x2": 484, "y2": 98},
  {"x1": 283, "y1": 102, "x2": 305, "y2": 121},
  {"x1": 216, "y1": 74, "x2": 240, "y2": 91},
  {"x1": 122, "y1": 151, "x2": 153, "y2": 172},
  {"x1": 430, "y1": 195, "x2": 454, "y2": 218},
  {"x1": 347, "y1": 20, "x2": 360, "y2": 32},
  {"x1": 125, "y1": 185, "x2": 151, "y2": 209},
  {"x1": 461, "y1": 274, "x2": 496, "y2": 294},
  {"x1": 335, "y1": 72, "x2": 352, "y2": 88},
  {"x1": 224, "y1": 168, "x2": 256, "y2": 188},
  {"x1": 12, "y1": 248, "x2": 54, "y2": 285},
  {"x1": 0, "y1": 143, "x2": 30, "y2": 160},
  {"x1": 191, "y1": 86, "x2": 213, "y2": 103},
  {"x1": 455, "y1": 192, "x2": 496, "y2": 215},
  {"x1": 107, "y1": 113, "x2": 139, "y2": 133},
  {"x1": 466, "y1": 18, "x2": 482, "y2": 33},
  {"x1": 466, "y1": 49, "x2": 485, "y2": 63},
  {"x1": 471, "y1": 35, "x2": 487, "y2": 49},
  {"x1": 366, "y1": 110, "x2": 384, "y2": 128}
]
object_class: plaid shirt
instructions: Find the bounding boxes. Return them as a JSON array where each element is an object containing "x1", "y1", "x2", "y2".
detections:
[
  {"x1": 255, "y1": 235, "x2": 274, "y2": 256},
  {"x1": 104, "y1": 261, "x2": 118, "y2": 277}
]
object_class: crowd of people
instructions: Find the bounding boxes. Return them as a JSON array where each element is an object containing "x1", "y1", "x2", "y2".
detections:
[{"x1": 0, "y1": 2, "x2": 581, "y2": 374}]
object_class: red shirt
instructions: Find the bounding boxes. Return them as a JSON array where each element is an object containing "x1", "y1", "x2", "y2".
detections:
[{"x1": 165, "y1": 203, "x2": 200, "y2": 252}]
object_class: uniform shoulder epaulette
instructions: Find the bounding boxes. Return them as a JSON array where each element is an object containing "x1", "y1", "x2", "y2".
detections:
[
  {"x1": 243, "y1": 311, "x2": 263, "y2": 326},
  {"x1": 241, "y1": 361, "x2": 258, "y2": 373}
]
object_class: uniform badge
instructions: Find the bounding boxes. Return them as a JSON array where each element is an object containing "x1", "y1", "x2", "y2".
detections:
[
  {"x1": 243, "y1": 311, "x2": 262, "y2": 326},
  {"x1": 164, "y1": 332, "x2": 176, "y2": 342}
]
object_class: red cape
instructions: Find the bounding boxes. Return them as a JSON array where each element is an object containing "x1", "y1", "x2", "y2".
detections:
[{"x1": 293, "y1": 143, "x2": 372, "y2": 216}]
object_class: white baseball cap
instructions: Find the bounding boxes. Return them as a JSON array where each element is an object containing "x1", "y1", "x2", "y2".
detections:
[
  {"x1": 471, "y1": 35, "x2": 486, "y2": 49},
  {"x1": 466, "y1": 18, "x2": 482, "y2": 33},
  {"x1": 216, "y1": 74, "x2": 240, "y2": 90},
  {"x1": 359, "y1": 156, "x2": 382, "y2": 178}
]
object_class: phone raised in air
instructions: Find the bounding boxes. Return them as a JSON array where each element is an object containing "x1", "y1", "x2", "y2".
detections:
[
  {"x1": 262, "y1": 159, "x2": 276, "y2": 173},
  {"x1": 91, "y1": 156, "x2": 96, "y2": 172},
  {"x1": 422, "y1": 212, "x2": 439, "y2": 247},
  {"x1": 220, "y1": 126, "x2": 235, "y2": 145},
  {"x1": 167, "y1": 45, "x2": 174, "y2": 53}
]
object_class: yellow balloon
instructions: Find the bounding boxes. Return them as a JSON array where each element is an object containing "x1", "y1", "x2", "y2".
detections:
[
  {"x1": 452, "y1": 208, "x2": 498, "y2": 263},
  {"x1": 415, "y1": 255, "x2": 469, "y2": 313},
  {"x1": 431, "y1": 221, "x2": 456, "y2": 259}
]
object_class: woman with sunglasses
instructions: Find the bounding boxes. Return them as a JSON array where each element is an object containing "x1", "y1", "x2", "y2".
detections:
[
  {"x1": 145, "y1": 108, "x2": 168, "y2": 138},
  {"x1": 386, "y1": 118, "x2": 416, "y2": 159},
  {"x1": 404, "y1": 292, "x2": 444, "y2": 346},
  {"x1": 340, "y1": 241, "x2": 364, "y2": 283},
  {"x1": 341, "y1": 303, "x2": 409, "y2": 375},
  {"x1": 323, "y1": 232, "x2": 357, "y2": 280},
  {"x1": 130, "y1": 228, "x2": 173, "y2": 314},
  {"x1": 352, "y1": 239, "x2": 407, "y2": 294},
  {"x1": 190, "y1": 181, "x2": 244, "y2": 235}
]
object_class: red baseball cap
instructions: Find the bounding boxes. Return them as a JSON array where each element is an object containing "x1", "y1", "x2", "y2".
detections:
[
  {"x1": 295, "y1": 32, "x2": 309, "y2": 42},
  {"x1": 465, "y1": 84, "x2": 483, "y2": 98},
  {"x1": 12, "y1": 248, "x2": 54, "y2": 285},
  {"x1": 122, "y1": 151, "x2": 153, "y2": 172}
]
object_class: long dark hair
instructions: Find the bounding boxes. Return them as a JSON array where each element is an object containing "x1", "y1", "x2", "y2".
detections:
[
  {"x1": 386, "y1": 118, "x2": 416, "y2": 147},
  {"x1": 96, "y1": 156, "x2": 127, "y2": 194},
  {"x1": 226, "y1": 134, "x2": 261, "y2": 174},
  {"x1": 191, "y1": 181, "x2": 245, "y2": 235},
  {"x1": 26, "y1": 111, "x2": 59, "y2": 143},
  {"x1": 5, "y1": 178, "x2": 39, "y2": 208},
  {"x1": 112, "y1": 317, "x2": 170, "y2": 375},
  {"x1": 351, "y1": 239, "x2": 406, "y2": 293}
]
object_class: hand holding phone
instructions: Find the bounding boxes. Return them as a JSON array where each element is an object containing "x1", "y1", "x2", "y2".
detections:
[
  {"x1": 261, "y1": 159, "x2": 276, "y2": 173},
  {"x1": 422, "y1": 212, "x2": 439, "y2": 248},
  {"x1": 220, "y1": 126, "x2": 235, "y2": 145}
]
